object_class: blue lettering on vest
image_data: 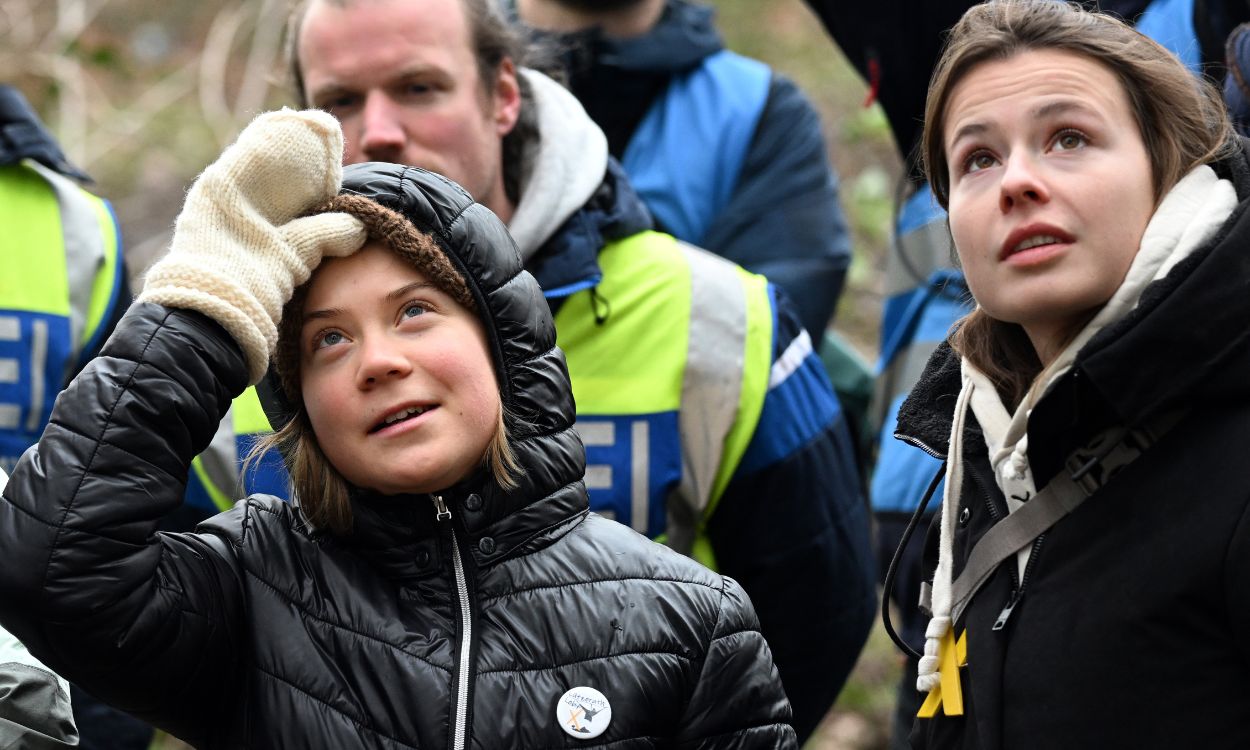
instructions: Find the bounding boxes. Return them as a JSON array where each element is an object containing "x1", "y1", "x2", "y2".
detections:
[
  {"x1": 0, "y1": 311, "x2": 71, "y2": 473},
  {"x1": 577, "y1": 412, "x2": 681, "y2": 537}
]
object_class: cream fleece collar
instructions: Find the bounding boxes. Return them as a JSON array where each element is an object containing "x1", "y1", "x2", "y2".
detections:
[
  {"x1": 917, "y1": 164, "x2": 1238, "y2": 694},
  {"x1": 505, "y1": 68, "x2": 609, "y2": 260}
]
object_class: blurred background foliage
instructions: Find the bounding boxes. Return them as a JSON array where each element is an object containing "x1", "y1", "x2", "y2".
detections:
[{"x1": 2, "y1": 0, "x2": 906, "y2": 747}]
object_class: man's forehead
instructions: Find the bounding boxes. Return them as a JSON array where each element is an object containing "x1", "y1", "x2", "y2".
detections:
[
  {"x1": 300, "y1": 0, "x2": 473, "y2": 46},
  {"x1": 303, "y1": 0, "x2": 470, "y2": 24},
  {"x1": 299, "y1": 0, "x2": 476, "y2": 78}
]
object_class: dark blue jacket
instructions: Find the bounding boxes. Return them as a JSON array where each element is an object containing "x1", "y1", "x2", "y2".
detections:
[{"x1": 520, "y1": 0, "x2": 852, "y2": 339}]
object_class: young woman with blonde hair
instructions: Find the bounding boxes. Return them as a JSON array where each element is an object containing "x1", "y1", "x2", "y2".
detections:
[{"x1": 0, "y1": 110, "x2": 796, "y2": 748}]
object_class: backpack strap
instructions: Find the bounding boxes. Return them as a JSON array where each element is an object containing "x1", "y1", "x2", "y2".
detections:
[{"x1": 949, "y1": 409, "x2": 1185, "y2": 624}]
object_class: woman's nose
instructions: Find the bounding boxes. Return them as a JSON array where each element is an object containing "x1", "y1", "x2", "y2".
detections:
[
  {"x1": 356, "y1": 336, "x2": 412, "y2": 387},
  {"x1": 998, "y1": 151, "x2": 1050, "y2": 212}
]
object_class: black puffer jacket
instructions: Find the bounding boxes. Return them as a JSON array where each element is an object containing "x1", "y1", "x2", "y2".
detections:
[
  {"x1": 0, "y1": 164, "x2": 796, "y2": 749},
  {"x1": 900, "y1": 146, "x2": 1250, "y2": 748}
]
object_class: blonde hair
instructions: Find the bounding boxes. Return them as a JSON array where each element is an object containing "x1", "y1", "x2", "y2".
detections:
[
  {"x1": 922, "y1": 0, "x2": 1234, "y2": 406},
  {"x1": 251, "y1": 406, "x2": 519, "y2": 534},
  {"x1": 249, "y1": 195, "x2": 521, "y2": 534}
]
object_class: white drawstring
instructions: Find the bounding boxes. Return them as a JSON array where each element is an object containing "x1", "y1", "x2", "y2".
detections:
[{"x1": 917, "y1": 365, "x2": 974, "y2": 692}]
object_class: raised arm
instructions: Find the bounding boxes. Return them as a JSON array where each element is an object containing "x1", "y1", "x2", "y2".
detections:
[{"x1": 0, "y1": 110, "x2": 364, "y2": 743}]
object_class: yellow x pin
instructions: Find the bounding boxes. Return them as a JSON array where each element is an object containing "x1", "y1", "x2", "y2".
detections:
[{"x1": 917, "y1": 628, "x2": 968, "y2": 718}]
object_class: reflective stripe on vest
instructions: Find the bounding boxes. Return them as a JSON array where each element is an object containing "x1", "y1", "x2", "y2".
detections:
[
  {"x1": 621, "y1": 50, "x2": 770, "y2": 246},
  {"x1": 188, "y1": 385, "x2": 282, "y2": 512},
  {"x1": 0, "y1": 162, "x2": 121, "y2": 472},
  {"x1": 556, "y1": 231, "x2": 772, "y2": 548},
  {"x1": 876, "y1": 184, "x2": 966, "y2": 424},
  {"x1": 872, "y1": 183, "x2": 970, "y2": 514}
]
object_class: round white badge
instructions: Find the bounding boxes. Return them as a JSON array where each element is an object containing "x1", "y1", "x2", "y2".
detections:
[{"x1": 555, "y1": 686, "x2": 612, "y2": 740}]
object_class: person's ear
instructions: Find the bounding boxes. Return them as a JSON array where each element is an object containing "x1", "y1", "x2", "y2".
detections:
[{"x1": 493, "y1": 58, "x2": 522, "y2": 137}]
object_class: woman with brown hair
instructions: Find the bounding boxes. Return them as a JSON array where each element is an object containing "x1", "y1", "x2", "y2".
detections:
[
  {"x1": 0, "y1": 110, "x2": 796, "y2": 748},
  {"x1": 894, "y1": 0, "x2": 1250, "y2": 746}
]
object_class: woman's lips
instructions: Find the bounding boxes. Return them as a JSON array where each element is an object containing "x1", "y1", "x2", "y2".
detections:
[
  {"x1": 1002, "y1": 240, "x2": 1069, "y2": 267},
  {"x1": 1000, "y1": 224, "x2": 1074, "y2": 264},
  {"x1": 371, "y1": 405, "x2": 438, "y2": 435}
]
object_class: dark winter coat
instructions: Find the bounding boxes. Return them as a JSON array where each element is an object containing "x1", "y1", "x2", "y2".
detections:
[
  {"x1": 898, "y1": 145, "x2": 1250, "y2": 748},
  {"x1": 0, "y1": 164, "x2": 797, "y2": 749},
  {"x1": 520, "y1": 0, "x2": 852, "y2": 340}
]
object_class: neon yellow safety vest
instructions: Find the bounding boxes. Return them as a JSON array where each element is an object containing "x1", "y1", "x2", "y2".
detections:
[
  {"x1": 188, "y1": 385, "x2": 279, "y2": 512},
  {"x1": 0, "y1": 161, "x2": 123, "y2": 473},
  {"x1": 556, "y1": 230, "x2": 773, "y2": 559}
]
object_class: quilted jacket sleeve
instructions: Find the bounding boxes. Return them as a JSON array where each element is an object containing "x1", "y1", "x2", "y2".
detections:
[
  {"x1": 675, "y1": 576, "x2": 798, "y2": 749},
  {"x1": 0, "y1": 302, "x2": 249, "y2": 744}
]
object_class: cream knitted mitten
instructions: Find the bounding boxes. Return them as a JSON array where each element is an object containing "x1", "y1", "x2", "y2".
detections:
[{"x1": 140, "y1": 108, "x2": 366, "y2": 383}]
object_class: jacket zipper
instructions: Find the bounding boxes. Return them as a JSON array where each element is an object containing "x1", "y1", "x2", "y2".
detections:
[
  {"x1": 969, "y1": 468, "x2": 1036, "y2": 631},
  {"x1": 974, "y1": 471, "x2": 1048, "y2": 632},
  {"x1": 992, "y1": 366, "x2": 1076, "y2": 629},
  {"x1": 911, "y1": 424, "x2": 1053, "y2": 630},
  {"x1": 433, "y1": 494, "x2": 472, "y2": 750},
  {"x1": 895, "y1": 433, "x2": 948, "y2": 461},
  {"x1": 992, "y1": 534, "x2": 1047, "y2": 631}
]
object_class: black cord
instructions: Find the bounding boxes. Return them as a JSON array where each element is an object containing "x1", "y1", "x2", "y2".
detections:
[{"x1": 881, "y1": 461, "x2": 946, "y2": 660}]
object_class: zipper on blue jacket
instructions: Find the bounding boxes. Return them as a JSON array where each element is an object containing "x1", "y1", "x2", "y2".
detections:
[{"x1": 432, "y1": 494, "x2": 472, "y2": 750}]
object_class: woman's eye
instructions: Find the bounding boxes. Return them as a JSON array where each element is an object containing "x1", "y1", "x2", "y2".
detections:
[
  {"x1": 402, "y1": 302, "x2": 427, "y2": 320},
  {"x1": 1053, "y1": 130, "x2": 1087, "y2": 151},
  {"x1": 314, "y1": 330, "x2": 345, "y2": 350},
  {"x1": 964, "y1": 151, "x2": 997, "y2": 174}
]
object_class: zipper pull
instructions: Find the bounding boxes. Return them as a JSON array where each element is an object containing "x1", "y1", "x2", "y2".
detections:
[
  {"x1": 992, "y1": 590, "x2": 1020, "y2": 631},
  {"x1": 432, "y1": 494, "x2": 452, "y2": 522}
]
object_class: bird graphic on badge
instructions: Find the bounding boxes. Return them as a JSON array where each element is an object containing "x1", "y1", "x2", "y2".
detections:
[{"x1": 556, "y1": 686, "x2": 612, "y2": 740}]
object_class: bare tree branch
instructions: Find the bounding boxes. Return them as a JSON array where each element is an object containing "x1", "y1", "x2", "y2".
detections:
[
  {"x1": 199, "y1": 2, "x2": 250, "y2": 148},
  {"x1": 234, "y1": 0, "x2": 287, "y2": 119},
  {"x1": 79, "y1": 60, "x2": 202, "y2": 170}
]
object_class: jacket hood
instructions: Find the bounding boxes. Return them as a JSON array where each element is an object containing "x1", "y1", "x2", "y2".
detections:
[
  {"x1": 263, "y1": 163, "x2": 588, "y2": 557},
  {"x1": 897, "y1": 139, "x2": 1250, "y2": 478},
  {"x1": 504, "y1": 68, "x2": 652, "y2": 300},
  {"x1": 0, "y1": 84, "x2": 92, "y2": 181},
  {"x1": 506, "y1": 68, "x2": 609, "y2": 258}
]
